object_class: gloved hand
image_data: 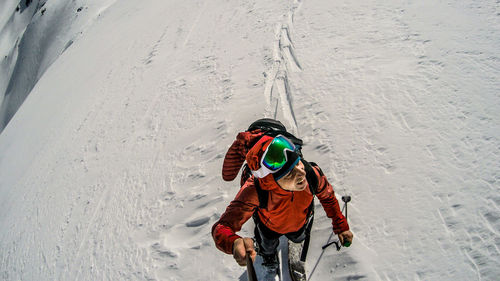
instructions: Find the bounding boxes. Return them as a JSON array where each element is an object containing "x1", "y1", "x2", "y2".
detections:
[
  {"x1": 232, "y1": 237, "x2": 257, "y2": 266},
  {"x1": 338, "y1": 230, "x2": 353, "y2": 247}
]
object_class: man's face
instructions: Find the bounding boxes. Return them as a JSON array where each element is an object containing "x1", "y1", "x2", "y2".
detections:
[{"x1": 276, "y1": 161, "x2": 307, "y2": 191}]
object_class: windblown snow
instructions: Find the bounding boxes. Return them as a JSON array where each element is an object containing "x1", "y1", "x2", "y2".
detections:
[{"x1": 0, "y1": 0, "x2": 499, "y2": 280}]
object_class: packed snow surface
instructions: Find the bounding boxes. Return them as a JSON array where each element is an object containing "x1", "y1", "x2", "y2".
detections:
[{"x1": 1, "y1": 0, "x2": 499, "y2": 280}]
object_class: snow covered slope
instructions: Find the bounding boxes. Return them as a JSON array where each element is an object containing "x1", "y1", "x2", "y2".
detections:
[
  {"x1": 1, "y1": 0, "x2": 499, "y2": 280},
  {"x1": 0, "y1": 0, "x2": 117, "y2": 131}
]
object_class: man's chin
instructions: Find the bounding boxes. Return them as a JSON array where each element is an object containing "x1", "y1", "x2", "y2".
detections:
[{"x1": 295, "y1": 184, "x2": 307, "y2": 191}]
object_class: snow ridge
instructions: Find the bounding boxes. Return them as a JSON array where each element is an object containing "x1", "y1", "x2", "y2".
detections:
[{"x1": 0, "y1": 0, "x2": 118, "y2": 132}]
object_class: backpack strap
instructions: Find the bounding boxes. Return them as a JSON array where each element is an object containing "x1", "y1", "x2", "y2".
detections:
[
  {"x1": 253, "y1": 178, "x2": 269, "y2": 209},
  {"x1": 303, "y1": 160, "x2": 321, "y2": 195},
  {"x1": 299, "y1": 159, "x2": 321, "y2": 262},
  {"x1": 242, "y1": 165, "x2": 269, "y2": 209}
]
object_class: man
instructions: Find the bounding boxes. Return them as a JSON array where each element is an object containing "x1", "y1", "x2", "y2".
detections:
[{"x1": 212, "y1": 130, "x2": 353, "y2": 279}]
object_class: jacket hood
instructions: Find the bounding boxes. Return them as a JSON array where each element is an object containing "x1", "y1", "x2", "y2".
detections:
[{"x1": 246, "y1": 135, "x2": 299, "y2": 193}]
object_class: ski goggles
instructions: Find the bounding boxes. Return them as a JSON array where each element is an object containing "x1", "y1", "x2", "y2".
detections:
[{"x1": 252, "y1": 135, "x2": 301, "y2": 179}]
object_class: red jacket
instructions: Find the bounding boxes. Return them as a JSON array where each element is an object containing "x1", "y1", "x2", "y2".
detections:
[{"x1": 212, "y1": 165, "x2": 349, "y2": 254}]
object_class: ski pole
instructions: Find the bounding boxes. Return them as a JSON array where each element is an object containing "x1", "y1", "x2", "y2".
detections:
[
  {"x1": 342, "y1": 195, "x2": 351, "y2": 223},
  {"x1": 322, "y1": 195, "x2": 351, "y2": 250},
  {"x1": 246, "y1": 251, "x2": 258, "y2": 281},
  {"x1": 321, "y1": 239, "x2": 341, "y2": 251},
  {"x1": 308, "y1": 195, "x2": 351, "y2": 281},
  {"x1": 341, "y1": 195, "x2": 351, "y2": 247}
]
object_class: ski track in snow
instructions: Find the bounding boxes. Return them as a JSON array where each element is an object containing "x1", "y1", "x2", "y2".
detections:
[{"x1": 263, "y1": 0, "x2": 305, "y2": 135}]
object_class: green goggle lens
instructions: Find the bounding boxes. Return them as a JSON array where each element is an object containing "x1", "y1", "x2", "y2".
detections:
[{"x1": 262, "y1": 136, "x2": 296, "y2": 171}]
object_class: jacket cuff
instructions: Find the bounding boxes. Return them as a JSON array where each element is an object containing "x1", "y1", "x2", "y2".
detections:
[
  {"x1": 213, "y1": 223, "x2": 242, "y2": 254},
  {"x1": 332, "y1": 219, "x2": 350, "y2": 234}
]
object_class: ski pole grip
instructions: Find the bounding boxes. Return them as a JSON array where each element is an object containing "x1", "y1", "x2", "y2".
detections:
[
  {"x1": 341, "y1": 195, "x2": 351, "y2": 221},
  {"x1": 342, "y1": 195, "x2": 351, "y2": 203}
]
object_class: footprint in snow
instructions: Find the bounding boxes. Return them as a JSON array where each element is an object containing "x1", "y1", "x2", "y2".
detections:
[{"x1": 185, "y1": 216, "x2": 211, "y2": 228}]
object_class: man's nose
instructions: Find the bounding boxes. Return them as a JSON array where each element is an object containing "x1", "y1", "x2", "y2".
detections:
[{"x1": 296, "y1": 165, "x2": 306, "y2": 176}]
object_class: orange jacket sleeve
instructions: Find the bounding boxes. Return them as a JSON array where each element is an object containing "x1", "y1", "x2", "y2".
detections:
[
  {"x1": 212, "y1": 179, "x2": 260, "y2": 254},
  {"x1": 314, "y1": 166, "x2": 350, "y2": 234}
]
